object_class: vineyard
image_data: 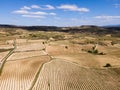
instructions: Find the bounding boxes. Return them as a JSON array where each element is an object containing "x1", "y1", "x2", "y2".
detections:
[
  {"x1": 0, "y1": 38, "x2": 120, "y2": 90},
  {"x1": 0, "y1": 56, "x2": 50, "y2": 90},
  {"x1": 32, "y1": 59, "x2": 120, "y2": 90}
]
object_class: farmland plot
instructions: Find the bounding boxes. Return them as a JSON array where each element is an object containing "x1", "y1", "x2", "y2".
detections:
[
  {"x1": 46, "y1": 44, "x2": 120, "y2": 68},
  {"x1": 32, "y1": 59, "x2": 120, "y2": 90},
  {"x1": 15, "y1": 43, "x2": 45, "y2": 52},
  {"x1": 0, "y1": 56, "x2": 50, "y2": 90},
  {"x1": 46, "y1": 44, "x2": 82, "y2": 56},
  {"x1": 7, "y1": 50, "x2": 47, "y2": 61}
]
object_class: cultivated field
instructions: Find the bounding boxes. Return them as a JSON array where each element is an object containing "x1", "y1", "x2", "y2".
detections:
[
  {"x1": 46, "y1": 40, "x2": 120, "y2": 68},
  {"x1": 0, "y1": 27, "x2": 120, "y2": 90},
  {"x1": 32, "y1": 59, "x2": 120, "y2": 90},
  {"x1": 0, "y1": 56, "x2": 50, "y2": 90}
]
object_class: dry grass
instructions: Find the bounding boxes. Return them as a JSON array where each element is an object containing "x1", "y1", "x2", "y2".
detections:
[
  {"x1": 46, "y1": 44, "x2": 82, "y2": 55},
  {"x1": 46, "y1": 42, "x2": 120, "y2": 68}
]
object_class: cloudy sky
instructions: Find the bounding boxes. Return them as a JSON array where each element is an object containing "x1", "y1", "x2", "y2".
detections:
[{"x1": 0, "y1": 0, "x2": 120, "y2": 26}]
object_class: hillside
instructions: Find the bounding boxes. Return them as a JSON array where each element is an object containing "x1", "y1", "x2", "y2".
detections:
[
  {"x1": 0, "y1": 24, "x2": 120, "y2": 90},
  {"x1": 0, "y1": 24, "x2": 120, "y2": 37}
]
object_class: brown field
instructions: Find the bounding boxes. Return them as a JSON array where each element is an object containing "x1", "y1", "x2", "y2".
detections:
[
  {"x1": 0, "y1": 29, "x2": 120, "y2": 90},
  {"x1": 46, "y1": 41, "x2": 120, "y2": 68},
  {"x1": 32, "y1": 59, "x2": 120, "y2": 90},
  {"x1": 0, "y1": 56, "x2": 50, "y2": 90},
  {"x1": 7, "y1": 50, "x2": 47, "y2": 61}
]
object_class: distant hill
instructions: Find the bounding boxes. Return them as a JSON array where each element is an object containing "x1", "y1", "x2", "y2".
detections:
[
  {"x1": 102, "y1": 25, "x2": 120, "y2": 32},
  {"x1": 0, "y1": 24, "x2": 120, "y2": 37},
  {"x1": 103, "y1": 24, "x2": 120, "y2": 27},
  {"x1": 0, "y1": 24, "x2": 59, "y2": 31}
]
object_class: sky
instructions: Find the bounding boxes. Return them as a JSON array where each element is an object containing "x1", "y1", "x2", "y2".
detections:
[{"x1": 0, "y1": 0, "x2": 120, "y2": 26}]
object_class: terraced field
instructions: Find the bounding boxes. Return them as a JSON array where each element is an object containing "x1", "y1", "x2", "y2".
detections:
[{"x1": 0, "y1": 39, "x2": 120, "y2": 90}]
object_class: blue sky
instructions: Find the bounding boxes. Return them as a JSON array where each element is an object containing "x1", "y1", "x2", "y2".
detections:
[{"x1": 0, "y1": 0, "x2": 120, "y2": 26}]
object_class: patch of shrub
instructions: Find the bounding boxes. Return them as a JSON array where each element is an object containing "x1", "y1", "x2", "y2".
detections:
[
  {"x1": 65, "y1": 46, "x2": 68, "y2": 49},
  {"x1": 93, "y1": 49, "x2": 98, "y2": 54},
  {"x1": 111, "y1": 40, "x2": 120, "y2": 45},
  {"x1": 86, "y1": 45, "x2": 105, "y2": 55},
  {"x1": 52, "y1": 35, "x2": 65, "y2": 40},
  {"x1": 99, "y1": 52, "x2": 105, "y2": 55},
  {"x1": 29, "y1": 33, "x2": 50, "y2": 39},
  {"x1": 103, "y1": 63, "x2": 112, "y2": 67},
  {"x1": 87, "y1": 50, "x2": 92, "y2": 53},
  {"x1": 98, "y1": 42, "x2": 107, "y2": 46}
]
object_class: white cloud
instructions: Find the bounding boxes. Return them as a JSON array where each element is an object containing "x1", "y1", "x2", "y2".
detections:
[
  {"x1": 57, "y1": 4, "x2": 90, "y2": 12},
  {"x1": 113, "y1": 4, "x2": 120, "y2": 8},
  {"x1": 13, "y1": 9, "x2": 57, "y2": 19},
  {"x1": 49, "y1": 12, "x2": 56, "y2": 15},
  {"x1": 13, "y1": 10, "x2": 48, "y2": 15},
  {"x1": 31, "y1": 5, "x2": 40, "y2": 9},
  {"x1": 22, "y1": 15, "x2": 45, "y2": 18},
  {"x1": 78, "y1": 8, "x2": 89, "y2": 12},
  {"x1": 12, "y1": 5, "x2": 57, "y2": 19},
  {"x1": 94, "y1": 15, "x2": 120, "y2": 19},
  {"x1": 45, "y1": 5, "x2": 55, "y2": 10},
  {"x1": 54, "y1": 17, "x2": 61, "y2": 20},
  {"x1": 21, "y1": 6, "x2": 31, "y2": 10},
  {"x1": 31, "y1": 4, "x2": 55, "y2": 10},
  {"x1": 30, "y1": 11, "x2": 48, "y2": 15},
  {"x1": 13, "y1": 10, "x2": 29, "y2": 14}
]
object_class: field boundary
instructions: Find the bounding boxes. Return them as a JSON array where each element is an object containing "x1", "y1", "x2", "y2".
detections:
[
  {"x1": 0, "y1": 40, "x2": 16, "y2": 75},
  {"x1": 27, "y1": 42, "x2": 55, "y2": 90}
]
